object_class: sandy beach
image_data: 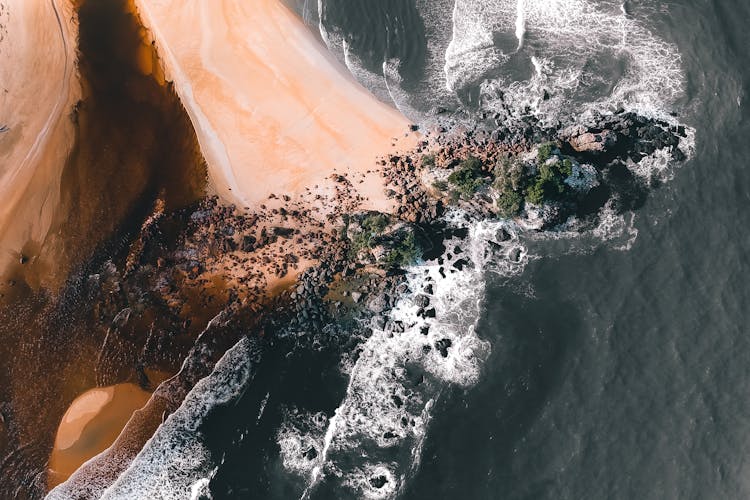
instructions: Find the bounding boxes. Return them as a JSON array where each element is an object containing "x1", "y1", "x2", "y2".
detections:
[
  {"x1": 133, "y1": 0, "x2": 418, "y2": 211},
  {"x1": 0, "y1": 0, "x2": 80, "y2": 283},
  {"x1": 47, "y1": 384, "x2": 152, "y2": 488}
]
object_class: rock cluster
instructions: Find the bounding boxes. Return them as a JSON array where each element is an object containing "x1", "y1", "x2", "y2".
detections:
[{"x1": 68, "y1": 107, "x2": 689, "y2": 411}]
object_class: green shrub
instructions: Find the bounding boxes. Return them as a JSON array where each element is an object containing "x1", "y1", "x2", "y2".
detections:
[
  {"x1": 561, "y1": 158, "x2": 573, "y2": 176},
  {"x1": 349, "y1": 232, "x2": 372, "y2": 257},
  {"x1": 362, "y1": 213, "x2": 389, "y2": 234},
  {"x1": 348, "y1": 213, "x2": 390, "y2": 258},
  {"x1": 385, "y1": 232, "x2": 420, "y2": 268},
  {"x1": 422, "y1": 153, "x2": 436, "y2": 167},
  {"x1": 447, "y1": 156, "x2": 485, "y2": 198},
  {"x1": 493, "y1": 155, "x2": 526, "y2": 193},
  {"x1": 491, "y1": 147, "x2": 576, "y2": 210},
  {"x1": 497, "y1": 190, "x2": 523, "y2": 217},
  {"x1": 537, "y1": 142, "x2": 556, "y2": 163},
  {"x1": 525, "y1": 182, "x2": 546, "y2": 206},
  {"x1": 525, "y1": 163, "x2": 566, "y2": 205},
  {"x1": 432, "y1": 180, "x2": 449, "y2": 192}
]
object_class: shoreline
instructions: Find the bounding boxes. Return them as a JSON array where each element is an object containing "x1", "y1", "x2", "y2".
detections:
[
  {"x1": 48, "y1": 107, "x2": 690, "y2": 496},
  {"x1": 132, "y1": 0, "x2": 419, "y2": 210},
  {"x1": 0, "y1": 0, "x2": 692, "y2": 495}
]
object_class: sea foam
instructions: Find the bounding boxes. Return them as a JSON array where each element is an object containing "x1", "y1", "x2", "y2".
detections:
[
  {"x1": 445, "y1": 0, "x2": 688, "y2": 124},
  {"x1": 285, "y1": 211, "x2": 528, "y2": 498},
  {"x1": 46, "y1": 337, "x2": 259, "y2": 500}
]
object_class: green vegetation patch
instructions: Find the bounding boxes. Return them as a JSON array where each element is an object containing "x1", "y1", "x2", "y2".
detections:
[
  {"x1": 537, "y1": 142, "x2": 556, "y2": 163},
  {"x1": 524, "y1": 144, "x2": 576, "y2": 206},
  {"x1": 348, "y1": 212, "x2": 391, "y2": 258},
  {"x1": 362, "y1": 213, "x2": 389, "y2": 234},
  {"x1": 385, "y1": 231, "x2": 420, "y2": 268},
  {"x1": 497, "y1": 190, "x2": 523, "y2": 218},
  {"x1": 447, "y1": 156, "x2": 485, "y2": 198},
  {"x1": 349, "y1": 232, "x2": 373, "y2": 257},
  {"x1": 493, "y1": 154, "x2": 527, "y2": 217},
  {"x1": 492, "y1": 145, "x2": 577, "y2": 214},
  {"x1": 432, "y1": 179, "x2": 449, "y2": 192}
]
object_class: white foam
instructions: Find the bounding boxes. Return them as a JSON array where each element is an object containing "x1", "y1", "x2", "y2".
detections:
[
  {"x1": 342, "y1": 463, "x2": 399, "y2": 499},
  {"x1": 383, "y1": 58, "x2": 422, "y2": 120},
  {"x1": 277, "y1": 408, "x2": 329, "y2": 477},
  {"x1": 528, "y1": 206, "x2": 639, "y2": 253},
  {"x1": 189, "y1": 478, "x2": 212, "y2": 500},
  {"x1": 283, "y1": 204, "x2": 647, "y2": 499},
  {"x1": 444, "y1": 0, "x2": 690, "y2": 126},
  {"x1": 55, "y1": 338, "x2": 257, "y2": 500},
  {"x1": 515, "y1": 0, "x2": 526, "y2": 50},
  {"x1": 318, "y1": 0, "x2": 460, "y2": 123},
  {"x1": 629, "y1": 125, "x2": 696, "y2": 182},
  {"x1": 339, "y1": 39, "x2": 398, "y2": 107},
  {"x1": 290, "y1": 211, "x2": 527, "y2": 498}
]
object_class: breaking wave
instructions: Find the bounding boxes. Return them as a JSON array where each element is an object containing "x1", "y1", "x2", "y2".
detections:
[
  {"x1": 277, "y1": 187, "x2": 675, "y2": 497},
  {"x1": 280, "y1": 213, "x2": 528, "y2": 498},
  {"x1": 47, "y1": 338, "x2": 260, "y2": 500},
  {"x1": 320, "y1": 0, "x2": 689, "y2": 126}
]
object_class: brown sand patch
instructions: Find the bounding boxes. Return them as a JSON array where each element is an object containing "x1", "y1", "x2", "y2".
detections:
[{"x1": 47, "y1": 383, "x2": 151, "y2": 489}]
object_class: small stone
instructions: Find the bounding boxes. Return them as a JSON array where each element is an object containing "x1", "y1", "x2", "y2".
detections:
[
  {"x1": 423, "y1": 308, "x2": 436, "y2": 318},
  {"x1": 373, "y1": 316, "x2": 387, "y2": 330},
  {"x1": 435, "y1": 338, "x2": 452, "y2": 357},
  {"x1": 414, "y1": 295, "x2": 430, "y2": 308}
]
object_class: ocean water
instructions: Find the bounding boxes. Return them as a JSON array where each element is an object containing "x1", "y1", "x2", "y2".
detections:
[
  {"x1": 268, "y1": 1, "x2": 750, "y2": 498},
  {"x1": 49, "y1": 0, "x2": 750, "y2": 498}
]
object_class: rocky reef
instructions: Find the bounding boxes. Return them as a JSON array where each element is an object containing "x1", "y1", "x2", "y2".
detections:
[{"x1": 39, "y1": 104, "x2": 691, "y2": 497}]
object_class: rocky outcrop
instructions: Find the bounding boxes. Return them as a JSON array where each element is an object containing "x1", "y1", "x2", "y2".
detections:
[
  {"x1": 36, "y1": 98, "x2": 690, "y2": 497},
  {"x1": 566, "y1": 129, "x2": 618, "y2": 152},
  {"x1": 560, "y1": 111, "x2": 686, "y2": 162}
]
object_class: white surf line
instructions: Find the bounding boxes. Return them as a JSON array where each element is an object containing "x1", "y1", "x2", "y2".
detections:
[
  {"x1": 298, "y1": 366, "x2": 354, "y2": 500},
  {"x1": 301, "y1": 0, "x2": 314, "y2": 25},
  {"x1": 443, "y1": 0, "x2": 459, "y2": 92},
  {"x1": 515, "y1": 0, "x2": 526, "y2": 50},
  {"x1": 531, "y1": 55, "x2": 543, "y2": 77},
  {"x1": 316, "y1": 0, "x2": 329, "y2": 46},
  {"x1": 382, "y1": 60, "x2": 410, "y2": 117}
]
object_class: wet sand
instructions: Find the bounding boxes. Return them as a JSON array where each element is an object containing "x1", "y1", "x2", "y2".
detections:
[
  {"x1": 133, "y1": 0, "x2": 418, "y2": 211},
  {"x1": 0, "y1": 0, "x2": 80, "y2": 284},
  {"x1": 47, "y1": 384, "x2": 152, "y2": 489},
  {"x1": 0, "y1": 0, "x2": 207, "y2": 495}
]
